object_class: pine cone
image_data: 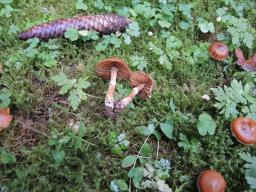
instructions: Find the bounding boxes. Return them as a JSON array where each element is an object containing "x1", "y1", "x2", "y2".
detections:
[{"x1": 18, "y1": 14, "x2": 131, "y2": 41}]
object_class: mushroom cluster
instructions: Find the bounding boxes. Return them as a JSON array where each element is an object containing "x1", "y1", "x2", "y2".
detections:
[{"x1": 96, "y1": 57, "x2": 154, "y2": 119}]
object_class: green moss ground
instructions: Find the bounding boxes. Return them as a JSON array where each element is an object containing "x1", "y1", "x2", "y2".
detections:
[{"x1": 0, "y1": 0, "x2": 256, "y2": 191}]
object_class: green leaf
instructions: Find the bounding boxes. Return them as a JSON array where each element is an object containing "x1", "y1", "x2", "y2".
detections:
[
  {"x1": 141, "y1": 143, "x2": 152, "y2": 157},
  {"x1": 0, "y1": 0, "x2": 12, "y2": 4},
  {"x1": 243, "y1": 32, "x2": 254, "y2": 49},
  {"x1": 64, "y1": 28, "x2": 79, "y2": 41},
  {"x1": 246, "y1": 176, "x2": 256, "y2": 189},
  {"x1": 197, "y1": 113, "x2": 216, "y2": 136},
  {"x1": 158, "y1": 20, "x2": 171, "y2": 28},
  {"x1": 117, "y1": 179, "x2": 128, "y2": 191},
  {"x1": 93, "y1": 0, "x2": 104, "y2": 9},
  {"x1": 74, "y1": 78, "x2": 91, "y2": 90},
  {"x1": 130, "y1": 55, "x2": 148, "y2": 71},
  {"x1": 53, "y1": 150, "x2": 65, "y2": 163},
  {"x1": 0, "y1": 93, "x2": 11, "y2": 108},
  {"x1": 69, "y1": 90, "x2": 80, "y2": 110},
  {"x1": 75, "y1": 0, "x2": 87, "y2": 10},
  {"x1": 136, "y1": 126, "x2": 152, "y2": 136},
  {"x1": 160, "y1": 122, "x2": 173, "y2": 139},
  {"x1": 128, "y1": 167, "x2": 144, "y2": 188},
  {"x1": 0, "y1": 149, "x2": 16, "y2": 164},
  {"x1": 121, "y1": 155, "x2": 136, "y2": 168},
  {"x1": 126, "y1": 22, "x2": 140, "y2": 37}
]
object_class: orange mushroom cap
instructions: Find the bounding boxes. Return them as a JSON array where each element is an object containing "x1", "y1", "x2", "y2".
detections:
[
  {"x1": 230, "y1": 117, "x2": 256, "y2": 145},
  {"x1": 0, "y1": 108, "x2": 12, "y2": 131},
  {"x1": 96, "y1": 57, "x2": 131, "y2": 80},
  {"x1": 197, "y1": 170, "x2": 227, "y2": 192},
  {"x1": 208, "y1": 42, "x2": 229, "y2": 61},
  {"x1": 129, "y1": 71, "x2": 154, "y2": 99}
]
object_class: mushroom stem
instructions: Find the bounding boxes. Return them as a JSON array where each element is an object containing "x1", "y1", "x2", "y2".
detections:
[
  {"x1": 235, "y1": 48, "x2": 245, "y2": 66},
  {"x1": 114, "y1": 84, "x2": 145, "y2": 113},
  {"x1": 105, "y1": 67, "x2": 118, "y2": 109}
]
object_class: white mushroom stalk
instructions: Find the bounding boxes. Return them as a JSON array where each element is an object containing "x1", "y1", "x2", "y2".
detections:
[
  {"x1": 114, "y1": 84, "x2": 145, "y2": 113},
  {"x1": 105, "y1": 67, "x2": 118, "y2": 109}
]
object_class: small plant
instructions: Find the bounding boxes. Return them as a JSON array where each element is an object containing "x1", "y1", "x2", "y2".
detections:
[
  {"x1": 0, "y1": 148, "x2": 16, "y2": 164},
  {"x1": 75, "y1": 0, "x2": 87, "y2": 11},
  {"x1": 211, "y1": 79, "x2": 256, "y2": 119},
  {"x1": 23, "y1": 38, "x2": 60, "y2": 68},
  {"x1": 108, "y1": 132, "x2": 130, "y2": 155},
  {"x1": 129, "y1": 55, "x2": 148, "y2": 71},
  {"x1": 0, "y1": 0, "x2": 14, "y2": 18},
  {"x1": 149, "y1": 35, "x2": 182, "y2": 70},
  {"x1": 197, "y1": 113, "x2": 216, "y2": 136},
  {"x1": 239, "y1": 152, "x2": 256, "y2": 190},
  {"x1": 51, "y1": 73, "x2": 91, "y2": 110},
  {"x1": 216, "y1": 7, "x2": 255, "y2": 48},
  {"x1": 0, "y1": 92, "x2": 11, "y2": 108}
]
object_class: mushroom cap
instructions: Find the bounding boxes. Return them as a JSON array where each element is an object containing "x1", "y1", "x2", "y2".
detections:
[
  {"x1": 230, "y1": 117, "x2": 256, "y2": 145},
  {"x1": 0, "y1": 108, "x2": 12, "y2": 130},
  {"x1": 96, "y1": 57, "x2": 131, "y2": 80},
  {"x1": 208, "y1": 42, "x2": 229, "y2": 61},
  {"x1": 197, "y1": 170, "x2": 227, "y2": 192},
  {"x1": 129, "y1": 71, "x2": 154, "y2": 99}
]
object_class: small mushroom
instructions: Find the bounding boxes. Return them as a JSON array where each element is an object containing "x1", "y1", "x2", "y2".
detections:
[
  {"x1": 235, "y1": 48, "x2": 256, "y2": 72},
  {"x1": 96, "y1": 57, "x2": 131, "y2": 117},
  {"x1": 230, "y1": 117, "x2": 256, "y2": 145},
  {"x1": 0, "y1": 108, "x2": 12, "y2": 131},
  {"x1": 197, "y1": 170, "x2": 227, "y2": 192},
  {"x1": 208, "y1": 42, "x2": 229, "y2": 61},
  {"x1": 114, "y1": 71, "x2": 154, "y2": 114}
]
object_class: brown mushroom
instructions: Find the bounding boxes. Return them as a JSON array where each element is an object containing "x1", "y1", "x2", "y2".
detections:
[
  {"x1": 197, "y1": 170, "x2": 227, "y2": 192},
  {"x1": 0, "y1": 108, "x2": 12, "y2": 132},
  {"x1": 114, "y1": 71, "x2": 154, "y2": 114},
  {"x1": 235, "y1": 48, "x2": 256, "y2": 72},
  {"x1": 96, "y1": 57, "x2": 131, "y2": 116},
  {"x1": 208, "y1": 42, "x2": 229, "y2": 61},
  {"x1": 230, "y1": 117, "x2": 256, "y2": 145}
]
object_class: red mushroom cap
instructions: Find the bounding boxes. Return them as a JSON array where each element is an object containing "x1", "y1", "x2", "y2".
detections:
[
  {"x1": 129, "y1": 71, "x2": 154, "y2": 99},
  {"x1": 96, "y1": 57, "x2": 131, "y2": 80},
  {"x1": 208, "y1": 42, "x2": 229, "y2": 61},
  {"x1": 230, "y1": 117, "x2": 256, "y2": 145},
  {"x1": 197, "y1": 170, "x2": 227, "y2": 192}
]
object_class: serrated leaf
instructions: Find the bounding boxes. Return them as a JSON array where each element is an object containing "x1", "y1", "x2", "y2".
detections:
[
  {"x1": 160, "y1": 122, "x2": 173, "y2": 139},
  {"x1": 74, "y1": 78, "x2": 91, "y2": 90},
  {"x1": 69, "y1": 90, "x2": 81, "y2": 110},
  {"x1": 246, "y1": 176, "x2": 256, "y2": 189},
  {"x1": 121, "y1": 155, "x2": 136, "y2": 168},
  {"x1": 126, "y1": 22, "x2": 140, "y2": 37}
]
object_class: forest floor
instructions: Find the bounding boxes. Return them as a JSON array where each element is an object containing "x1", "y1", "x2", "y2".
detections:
[{"x1": 0, "y1": 0, "x2": 256, "y2": 191}]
